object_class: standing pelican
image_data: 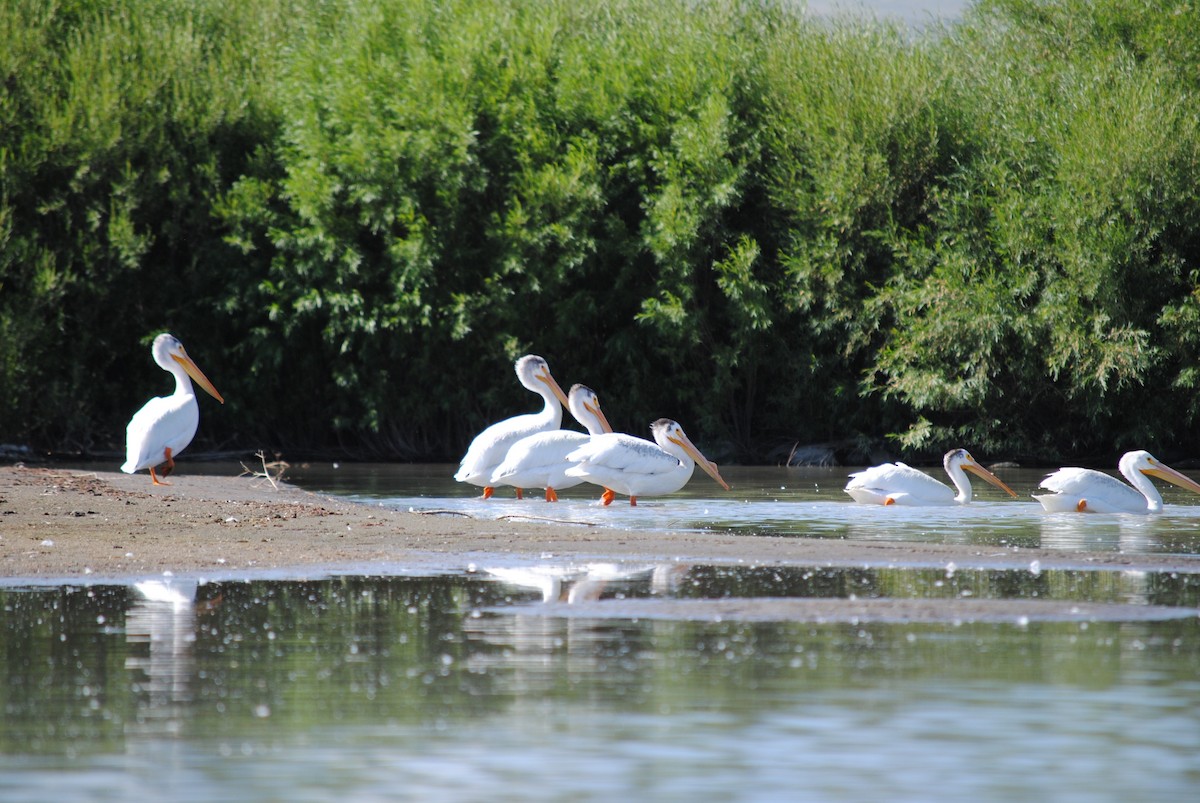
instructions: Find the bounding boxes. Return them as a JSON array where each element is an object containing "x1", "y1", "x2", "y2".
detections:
[
  {"x1": 1033, "y1": 450, "x2": 1200, "y2": 513},
  {"x1": 845, "y1": 448, "x2": 1017, "y2": 506},
  {"x1": 121, "y1": 333, "x2": 224, "y2": 485},
  {"x1": 489, "y1": 384, "x2": 614, "y2": 501},
  {"x1": 564, "y1": 418, "x2": 730, "y2": 506},
  {"x1": 454, "y1": 355, "x2": 571, "y2": 499}
]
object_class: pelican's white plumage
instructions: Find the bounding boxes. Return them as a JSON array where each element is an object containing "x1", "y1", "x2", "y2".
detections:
[
  {"x1": 845, "y1": 448, "x2": 1016, "y2": 506},
  {"x1": 564, "y1": 418, "x2": 730, "y2": 505},
  {"x1": 488, "y1": 384, "x2": 614, "y2": 501},
  {"x1": 121, "y1": 333, "x2": 224, "y2": 485},
  {"x1": 1033, "y1": 450, "x2": 1200, "y2": 513},
  {"x1": 454, "y1": 355, "x2": 570, "y2": 498}
]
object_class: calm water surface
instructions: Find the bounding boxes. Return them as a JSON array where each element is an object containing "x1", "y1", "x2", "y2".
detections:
[
  {"x1": 295, "y1": 462, "x2": 1200, "y2": 556},
  {"x1": 2, "y1": 459, "x2": 1199, "y2": 800}
]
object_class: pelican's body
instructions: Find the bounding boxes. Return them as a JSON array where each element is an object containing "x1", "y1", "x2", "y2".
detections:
[
  {"x1": 564, "y1": 418, "x2": 730, "y2": 505},
  {"x1": 454, "y1": 355, "x2": 570, "y2": 498},
  {"x1": 489, "y1": 384, "x2": 614, "y2": 501},
  {"x1": 845, "y1": 448, "x2": 1017, "y2": 506},
  {"x1": 1034, "y1": 450, "x2": 1200, "y2": 513},
  {"x1": 121, "y1": 333, "x2": 224, "y2": 485}
]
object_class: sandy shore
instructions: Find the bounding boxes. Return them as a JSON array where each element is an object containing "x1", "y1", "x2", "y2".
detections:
[{"x1": 3, "y1": 464, "x2": 1199, "y2": 583}]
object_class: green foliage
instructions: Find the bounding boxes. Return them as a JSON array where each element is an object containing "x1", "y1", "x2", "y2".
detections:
[
  {"x1": 868, "y1": 0, "x2": 1200, "y2": 458},
  {"x1": 0, "y1": 0, "x2": 296, "y2": 447},
  {"x1": 4, "y1": 0, "x2": 1200, "y2": 463}
]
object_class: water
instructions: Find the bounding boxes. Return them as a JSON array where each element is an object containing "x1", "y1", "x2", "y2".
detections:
[
  {"x1": 3, "y1": 461, "x2": 1199, "y2": 800},
  {"x1": 809, "y1": 0, "x2": 969, "y2": 26},
  {"x1": 294, "y1": 462, "x2": 1200, "y2": 556}
]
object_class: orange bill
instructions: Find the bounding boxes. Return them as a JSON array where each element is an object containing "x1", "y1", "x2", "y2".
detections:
[
  {"x1": 668, "y1": 431, "x2": 731, "y2": 491},
  {"x1": 171, "y1": 349, "x2": 225, "y2": 404}
]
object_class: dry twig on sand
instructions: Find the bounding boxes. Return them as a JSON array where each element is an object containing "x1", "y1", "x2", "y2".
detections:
[{"x1": 240, "y1": 451, "x2": 289, "y2": 490}]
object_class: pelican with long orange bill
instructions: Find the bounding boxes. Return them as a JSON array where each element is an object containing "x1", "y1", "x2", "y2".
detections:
[
  {"x1": 845, "y1": 448, "x2": 1017, "y2": 506},
  {"x1": 1034, "y1": 450, "x2": 1200, "y2": 513},
  {"x1": 454, "y1": 354, "x2": 571, "y2": 499},
  {"x1": 564, "y1": 418, "x2": 730, "y2": 506},
  {"x1": 121, "y1": 333, "x2": 224, "y2": 485},
  {"x1": 489, "y1": 383, "x2": 615, "y2": 501}
]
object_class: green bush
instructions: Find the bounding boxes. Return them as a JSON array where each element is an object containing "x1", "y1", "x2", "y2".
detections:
[
  {"x1": 869, "y1": 0, "x2": 1200, "y2": 459},
  {"x1": 0, "y1": 0, "x2": 294, "y2": 448},
  {"x1": 4, "y1": 0, "x2": 1200, "y2": 464}
]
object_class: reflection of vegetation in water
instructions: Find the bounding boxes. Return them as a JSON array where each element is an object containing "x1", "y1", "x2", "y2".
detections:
[
  {"x1": 681, "y1": 564, "x2": 1200, "y2": 608},
  {"x1": 1, "y1": 571, "x2": 1198, "y2": 755},
  {"x1": 3, "y1": 0, "x2": 1200, "y2": 461}
]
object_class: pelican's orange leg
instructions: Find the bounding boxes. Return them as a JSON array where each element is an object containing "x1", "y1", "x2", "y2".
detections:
[
  {"x1": 629, "y1": 496, "x2": 638, "y2": 507},
  {"x1": 149, "y1": 465, "x2": 171, "y2": 486},
  {"x1": 601, "y1": 489, "x2": 616, "y2": 506},
  {"x1": 545, "y1": 487, "x2": 558, "y2": 502},
  {"x1": 516, "y1": 488, "x2": 524, "y2": 500},
  {"x1": 160, "y1": 447, "x2": 176, "y2": 477},
  {"x1": 482, "y1": 486, "x2": 495, "y2": 499},
  {"x1": 1077, "y1": 499, "x2": 1088, "y2": 512}
]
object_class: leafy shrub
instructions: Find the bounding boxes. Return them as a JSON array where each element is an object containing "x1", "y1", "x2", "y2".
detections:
[{"x1": 4, "y1": 0, "x2": 1200, "y2": 464}]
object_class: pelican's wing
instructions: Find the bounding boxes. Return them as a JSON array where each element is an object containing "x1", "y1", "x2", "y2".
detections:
[
  {"x1": 1034, "y1": 467, "x2": 1146, "y2": 513},
  {"x1": 565, "y1": 433, "x2": 681, "y2": 479},
  {"x1": 489, "y1": 430, "x2": 588, "y2": 487},
  {"x1": 845, "y1": 462, "x2": 955, "y2": 505},
  {"x1": 122, "y1": 394, "x2": 199, "y2": 474},
  {"x1": 485, "y1": 566, "x2": 566, "y2": 603},
  {"x1": 455, "y1": 412, "x2": 557, "y2": 484}
]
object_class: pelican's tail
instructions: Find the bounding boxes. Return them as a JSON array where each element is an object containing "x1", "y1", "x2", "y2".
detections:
[{"x1": 120, "y1": 459, "x2": 137, "y2": 474}]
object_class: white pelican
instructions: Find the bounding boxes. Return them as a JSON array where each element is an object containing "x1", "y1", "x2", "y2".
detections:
[
  {"x1": 1033, "y1": 450, "x2": 1200, "y2": 513},
  {"x1": 845, "y1": 448, "x2": 1017, "y2": 506},
  {"x1": 488, "y1": 384, "x2": 614, "y2": 501},
  {"x1": 121, "y1": 333, "x2": 224, "y2": 485},
  {"x1": 564, "y1": 418, "x2": 730, "y2": 506},
  {"x1": 454, "y1": 354, "x2": 571, "y2": 499}
]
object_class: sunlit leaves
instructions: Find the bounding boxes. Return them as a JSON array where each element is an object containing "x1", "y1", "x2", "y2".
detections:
[{"x1": 5, "y1": 0, "x2": 1200, "y2": 461}]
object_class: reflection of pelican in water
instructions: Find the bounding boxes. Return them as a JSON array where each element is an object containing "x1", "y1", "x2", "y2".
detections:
[
  {"x1": 485, "y1": 563, "x2": 675, "y2": 604},
  {"x1": 125, "y1": 579, "x2": 202, "y2": 738},
  {"x1": 1038, "y1": 513, "x2": 1158, "y2": 557}
]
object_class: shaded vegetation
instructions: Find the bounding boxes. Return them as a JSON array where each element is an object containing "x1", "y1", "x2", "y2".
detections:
[{"x1": 3, "y1": 0, "x2": 1199, "y2": 464}]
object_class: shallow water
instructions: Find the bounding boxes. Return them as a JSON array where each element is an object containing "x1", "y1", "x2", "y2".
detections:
[
  {"x1": 292, "y1": 462, "x2": 1200, "y2": 556},
  {"x1": 2, "y1": 460, "x2": 1199, "y2": 800}
]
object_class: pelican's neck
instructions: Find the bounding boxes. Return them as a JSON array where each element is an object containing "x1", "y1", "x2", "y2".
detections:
[
  {"x1": 168, "y1": 362, "x2": 194, "y2": 398},
  {"x1": 657, "y1": 436, "x2": 696, "y2": 474},
  {"x1": 944, "y1": 457, "x2": 972, "y2": 503},
  {"x1": 534, "y1": 384, "x2": 564, "y2": 430},
  {"x1": 1120, "y1": 462, "x2": 1163, "y2": 512},
  {"x1": 578, "y1": 407, "x2": 607, "y2": 436}
]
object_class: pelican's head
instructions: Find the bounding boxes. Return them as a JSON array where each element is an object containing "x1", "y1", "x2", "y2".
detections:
[
  {"x1": 514, "y1": 354, "x2": 570, "y2": 407},
  {"x1": 944, "y1": 448, "x2": 1016, "y2": 497},
  {"x1": 1124, "y1": 450, "x2": 1200, "y2": 497},
  {"x1": 567, "y1": 384, "x2": 613, "y2": 436},
  {"x1": 651, "y1": 419, "x2": 731, "y2": 491},
  {"x1": 152, "y1": 333, "x2": 224, "y2": 404}
]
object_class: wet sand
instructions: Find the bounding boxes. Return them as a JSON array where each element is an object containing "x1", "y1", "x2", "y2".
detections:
[{"x1": 4, "y1": 464, "x2": 1199, "y2": 583}]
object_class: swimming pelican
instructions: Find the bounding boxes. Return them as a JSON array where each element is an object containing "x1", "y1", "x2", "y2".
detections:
[
  {"x1": 121, "y1": 333, "x2": 224, "y2": 485},
  {"x1": 454, "y1": 355, "x2": 571, "y2": 499},
  {"x1": 564, "y1": 418, "x2": 730, "y2": 506},
  {"x1": 1033, "y1": 450, "x2": 1200, "y2": 513},
  {"x1": 488, "y1": 384, "x2": 614, "y2": 501},
  {"x1": 845, "y1": 448, "x2": 1017, "y2": 506}
]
